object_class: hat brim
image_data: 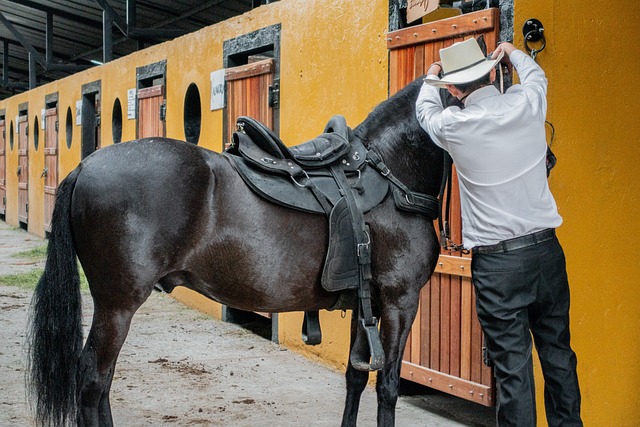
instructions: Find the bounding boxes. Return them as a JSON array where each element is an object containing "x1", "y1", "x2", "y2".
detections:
[{"x1": 425, "y1": 50, "x2": 504, "y2": 88}]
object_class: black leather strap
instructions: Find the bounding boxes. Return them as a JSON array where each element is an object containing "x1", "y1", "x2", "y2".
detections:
[{"x1": 367, "y1": 150, "x2": 439, "y2": 220}]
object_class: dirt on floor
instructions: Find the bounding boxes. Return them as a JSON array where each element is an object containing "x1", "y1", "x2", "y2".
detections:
[{"x1": 0, "y1": 221, "x2": 494, "y2": 426}]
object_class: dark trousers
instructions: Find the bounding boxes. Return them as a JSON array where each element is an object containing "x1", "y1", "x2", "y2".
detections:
[{"x1": 471, "y1": 236, "x2": 582, "y2": 426}]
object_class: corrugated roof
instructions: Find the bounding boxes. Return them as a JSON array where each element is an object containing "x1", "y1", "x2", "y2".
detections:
[{"x1": 0, "y1": 0, "x2": 257, "y2": 100}]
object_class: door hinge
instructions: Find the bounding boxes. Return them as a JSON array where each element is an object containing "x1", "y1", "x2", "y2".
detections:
[
  {"x1": 25, "y1": 202, "x2": 29, "y2": 213},
  {"x1": 160, "y1": 101, "x2": 167, "y2": 121},
  {"x1": 268, "y1": 81, "x2": 280, "y2": 108},
  {"x1": 96, "y1": 113, "x2": 101, "y2": 126},
  {"x1": 25, "y1": 123, "x2": 29, "y2": 136},
  {"x1": 55, "y1": 120, "x2": 59, "y2": 132}
]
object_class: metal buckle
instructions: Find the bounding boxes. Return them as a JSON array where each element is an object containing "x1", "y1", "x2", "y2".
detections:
[
  {"x1": 290, "y1": 170, "x2": 310, "y2": 188},
  {"x1": 357, "y1": 230, "x2": 371, "y2": 257}
]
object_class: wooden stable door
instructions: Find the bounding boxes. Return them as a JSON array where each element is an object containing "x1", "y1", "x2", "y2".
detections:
[
  {"x1": 138, "y1": 85, "x2": 165, "y2": 138},
  {"x1": 0, "y1": 119, "x2": 5, "y2": 215},
  {"x1": 17, "y1": 115, "x2": 29, "y2": 224},
  {"x1": 387, "y1": 9, "x2": 499, "y2": 407},
  {"x1": 225, "y1": 58, "x2": 274, "y2": 150},
  {"x1": 44, "y1": 108, "x2": 58, "y2": 232}
]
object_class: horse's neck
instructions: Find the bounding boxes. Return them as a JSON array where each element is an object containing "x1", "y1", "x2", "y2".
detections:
[
  {"x1": 369, "y1": 130, "x2": 442, "y2": 197},
  {"x1": 356, "y1": 83, "x2": 443, "y2": 196}
]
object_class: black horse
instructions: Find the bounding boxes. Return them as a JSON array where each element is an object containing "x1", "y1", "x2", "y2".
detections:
[{"x1": 26, "y1": 78, "x2": 446, "y2": 426}]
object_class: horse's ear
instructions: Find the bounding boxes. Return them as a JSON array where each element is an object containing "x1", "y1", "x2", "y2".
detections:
[{"x1": 476, "y1": 34, "x2": 487, "y2": 56}]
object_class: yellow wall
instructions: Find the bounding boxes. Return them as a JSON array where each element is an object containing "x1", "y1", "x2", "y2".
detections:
[
  {"x1": 0, "y1": 0, "x2": 388, "y2": 370},
  {"x1": 514, "y1": 1, "x2": 640, "y2": 424},
  {"x1": 1, "y1": 0, "x2": 639, "y2": 423}
]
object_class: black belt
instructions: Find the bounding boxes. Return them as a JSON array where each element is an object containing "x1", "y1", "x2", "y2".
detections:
[{"x1": 473, "y1": 228, "x2": 556, "y2": 254}]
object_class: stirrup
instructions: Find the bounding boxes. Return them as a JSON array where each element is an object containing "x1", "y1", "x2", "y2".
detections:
[
  {"x1": 349, "y1": 317, "x2": 385, "y2": 371},
  {"x1": 302, "y1": 310, "x2": 322, "y2": 345}
]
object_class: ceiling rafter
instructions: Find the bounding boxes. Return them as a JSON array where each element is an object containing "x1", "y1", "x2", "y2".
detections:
[{"x1": 0, "y1": 0, "x2": 256, "y2": 99}]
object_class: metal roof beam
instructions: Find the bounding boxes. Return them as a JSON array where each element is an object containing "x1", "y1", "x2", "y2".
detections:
[
  {"x1": 5, "y1": 0, "x2": 103, "y2": 28},
  {"x1": 1, "y1": 40, "x2": 29, "y2": 89},
  {"x1": 0, "y1": 10, "x2": 46, "y2": 67},
  {"x1": 0, "y1": 11, "x2": 90, "y2": 78},
  {"x1": 93, "y1": 0, "x2": 128, "y2": 36}
]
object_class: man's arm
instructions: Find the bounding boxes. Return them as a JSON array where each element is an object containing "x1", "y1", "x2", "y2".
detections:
[
  {"x1": 415, "y1": 62, "x2": 449, "y2": 149},
  {"x1": 492, "y1": 42, "x2": 547, "y2": 117},
  {"x1": 493, "y1": 42, "x2": 546, "y2": 86}
]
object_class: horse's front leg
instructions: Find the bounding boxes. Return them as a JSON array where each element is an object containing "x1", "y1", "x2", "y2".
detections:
[
  {"x1": 340, "y1": 312, "x2": 372, "y2": 427},
  {"x1": 376, "y1": 288, "x2": 420, "y2": 426}
]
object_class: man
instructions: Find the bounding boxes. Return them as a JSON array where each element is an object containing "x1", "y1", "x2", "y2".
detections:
[{"x1": 415, "y1": 38, "x2": 582, "y2": 426}]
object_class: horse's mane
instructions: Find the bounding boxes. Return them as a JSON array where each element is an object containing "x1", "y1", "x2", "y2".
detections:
[
  {"x1": 354, "y1": 78, "x2": 425, "y2": 150},
  {"x1": 354, "y1": 78, "x2": 444, "y2": 195}
]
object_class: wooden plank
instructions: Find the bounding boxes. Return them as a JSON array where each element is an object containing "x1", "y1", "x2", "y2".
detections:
[
  {"x1": 225, "y1": 59, "x2": 273, "y2": 81},
  {"x1": 420, "y1": 278, "x2": 432, "y2": 367},
  {"x1": 387, "y1": 8, "x2": 498, "y2": 50},
  {"x1": 429, "y1": 274, "x2": 441, "y2": 370},
  {"x1": 411, "y1": 296, "x2": 422, "y2": 364},
  {"x1": 460, "y1": 278, "x2": 472, "y2": 380},
  {"x1": 450, "y1": 275, "x2": 462, "y2": 377},
  {"x1": 470, "y1": 288, "x2": 483, "y2": 383},
  {"x1": 439, "y1": 274, "x2": 451, "y2": 373},
  {"x1": 434, "y1": 254, "x2": 471, "y2": 278},
  {"x1": 414, "y1": 44, "x2": 425, "y2": 78},
  {"x1": 138, "y1": 85, "x2": 163, "y2": 99},
  {"x1": 389, "y1": 49, "x2": 400, "y2": 96},
  {"x1": 401, "y1": 361, "x2": 493, "y2": 407}
]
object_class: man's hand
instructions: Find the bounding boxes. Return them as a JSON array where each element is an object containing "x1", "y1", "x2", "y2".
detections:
[
  {"x1": 492, "y1": 42, "x2": 517, "y2": 58},
  {"x1": 492, "y1": 42, "x2": 517, "y2": 74},
  {"x1": 427, "y1": 61, "x2": 442, "y2": 77}
]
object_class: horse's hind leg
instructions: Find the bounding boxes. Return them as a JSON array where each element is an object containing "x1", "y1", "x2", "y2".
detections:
[
  {"x1": 340, "y1": 313, "x2": 371, "y2": 427},
  {"x1": 375, "y1": 289, "x2": 420, "y2": 427},
  {"x1": 77, "y1": 292, "x2": 149, "y2": 427}
]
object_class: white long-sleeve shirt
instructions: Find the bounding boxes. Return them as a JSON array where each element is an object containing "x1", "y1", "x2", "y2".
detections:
[{"x1": 416, "y1": 50, "x2": 562, "y2": 249}]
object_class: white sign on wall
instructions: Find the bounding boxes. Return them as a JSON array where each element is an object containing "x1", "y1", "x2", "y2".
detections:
[
  {"x1": 127, "y1": 88, "x2": 137, "y2": 119},
  {"x1": 76, "y1": 100, "x2": 82, "y2": 126},
  {"x1": 210, "y1": 69, "x2": 225, "y2": 111}
]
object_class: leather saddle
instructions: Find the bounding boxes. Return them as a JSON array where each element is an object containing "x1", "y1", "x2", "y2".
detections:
[{"x1": 225, "y1": 116, "x2": 389, "y2": 215}]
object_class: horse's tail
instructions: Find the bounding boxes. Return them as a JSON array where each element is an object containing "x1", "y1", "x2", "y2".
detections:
[{"x1": 27, "y1": 167, "x2": 83, "y2": 427}]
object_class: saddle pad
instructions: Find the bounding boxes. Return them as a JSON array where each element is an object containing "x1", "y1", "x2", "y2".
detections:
[{"x1": 226, "y1": 154, "x2": 390, "y2": 215}]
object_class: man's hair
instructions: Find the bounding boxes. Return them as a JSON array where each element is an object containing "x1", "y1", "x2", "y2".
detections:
[{"x1": 452, "y1": 72, "x2": 492, "y2": 94}]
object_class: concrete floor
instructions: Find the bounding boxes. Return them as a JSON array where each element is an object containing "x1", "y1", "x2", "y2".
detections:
[{"x1": 0, "y1": 220, "x2": 495, "y2": 426}]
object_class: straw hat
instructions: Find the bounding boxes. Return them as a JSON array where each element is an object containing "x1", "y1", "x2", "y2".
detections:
[{"x1": 425, "y1": 38, "x2": 504, "y2": 88}]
